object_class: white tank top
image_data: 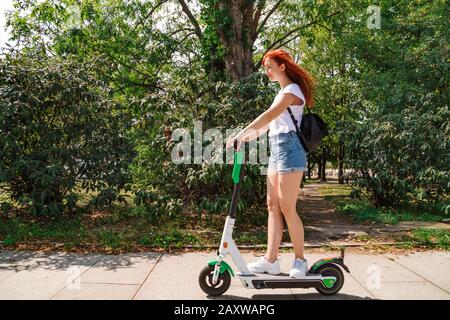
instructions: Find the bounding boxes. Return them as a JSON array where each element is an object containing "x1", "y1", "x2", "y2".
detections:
[{"x1": 268, "y1": 83, "x2": 306, "y2": 137}]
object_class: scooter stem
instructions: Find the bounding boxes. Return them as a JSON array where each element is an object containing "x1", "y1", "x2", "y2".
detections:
[{"x1": 228, "y1": 141, "x2": 246, "y2": 219}]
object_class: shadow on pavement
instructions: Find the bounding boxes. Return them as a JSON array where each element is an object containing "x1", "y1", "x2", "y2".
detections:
[
  {"x1": 212, "y1": 293, "x2": 374, "y2": 300},
  {"x1": 0, "y1": 250, "x2": 161, "y2": 271}
]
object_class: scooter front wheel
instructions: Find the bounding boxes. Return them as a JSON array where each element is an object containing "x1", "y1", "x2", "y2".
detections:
[
  {"x1": 315, "y1": 264, "x2": 344, "y2": 295},
  {"x1": 199, "y1": 265, "x2": 231, "y2": 296}
]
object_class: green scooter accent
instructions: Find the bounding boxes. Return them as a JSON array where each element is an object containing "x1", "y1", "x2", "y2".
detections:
[
  {"x1": 310, "y1": 259, "x2": 335, "y2": 271},
  {"x1": 208, "y1": 260, "x2": 235, "y2": 277},
  {"x1": 322, "y1": 278, "x2": 336, "y2": 289},
  {"x1": 310, "y1": 257, "x2": 350, "y2": 273},
  {"x1": 231, "y1": 150, "x2": 244, "y2": 184}
]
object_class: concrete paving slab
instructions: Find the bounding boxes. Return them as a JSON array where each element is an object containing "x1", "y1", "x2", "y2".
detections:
[
  {"x1": 0, "y1": 252, "x2": 104, "y2": 299},
  {"x1": 342, "y1": 254, "x2": 424, "y2": 285},
  {"x1": 1, "y1": 250, "x2": 449, "y2": 300},
  {"x1": 0, "y1": 250, "x2": 37, "y2": 267},
  {"x1": 216, "y1": 286, "x2": 295, "y2": 300},
  {"x1": 367, "y1": 281, "x2": 449, "y2": 300},
  {"x1": 0, "y1": 269, "x2": 17, "y2": 282},
  {"x1": 52, "y1": 283, "x2": 140, "y2": 300},
  {"x1": 80, "y1": 252, "x2": 162, "y2": 285},
  {"x1": 386, "y1": 252, "x2": 450, "y2": 293},
  {"x1": 435, "y1": 251, "x2": 450, "y2": 261},
  {"x1": 0, "y1": 250, "x2": 104, "y2": 271},
  {"x1": 133, "y1": 251, "x2": 217, "y2": 300}
]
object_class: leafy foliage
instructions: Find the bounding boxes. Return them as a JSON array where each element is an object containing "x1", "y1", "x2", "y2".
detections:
[
  {"x1": 129, "y1": 71, "x2": 275, "y2": 216},
  {"x1": 0, "y1": 49, "x2": 136, "y2": 215},
  {"x1": 1, "y1": 0, "x2": 448, "y2": 224},
  {"x1": 339, "y1": 0, "x2": 449, "y2": 211}
]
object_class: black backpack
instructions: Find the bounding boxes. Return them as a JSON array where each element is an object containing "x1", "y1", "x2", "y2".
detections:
[{"x1": 287, "y1": 106, "x2": 328, "y2": 153}]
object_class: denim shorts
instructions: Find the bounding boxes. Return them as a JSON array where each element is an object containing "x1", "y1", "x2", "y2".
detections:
[{"x1": 268, "y1": 131, "x2": 307, "y2": 174}]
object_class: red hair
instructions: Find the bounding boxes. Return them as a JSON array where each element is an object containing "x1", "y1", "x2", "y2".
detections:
[{"x1": 262, "y1": 49, "x2": 315, "y2": 107}]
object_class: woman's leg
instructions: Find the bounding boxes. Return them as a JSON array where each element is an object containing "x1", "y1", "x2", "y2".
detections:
[
  {"x1": 265, "y1": 168, "x2": 284, "y2": 262},
  {"x1": 278, "y1": 171, "x2": 305, "y2": 260}
]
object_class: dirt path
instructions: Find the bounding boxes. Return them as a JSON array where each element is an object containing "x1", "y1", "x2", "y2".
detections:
[{"x1": 297, "y1": 182, "x2": 449, "y2": 244}]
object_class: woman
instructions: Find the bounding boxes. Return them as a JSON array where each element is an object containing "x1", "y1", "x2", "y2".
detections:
[{"x1": 225, "y1": 49, "x2": 315, "y2": 278}]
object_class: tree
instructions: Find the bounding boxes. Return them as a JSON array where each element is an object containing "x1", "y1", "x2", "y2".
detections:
[
  {"x1": 339, "y1": 0, "x2": 449, "y2": 211},
  {"x1": 180, "y1": 0, "x2": 343, "y2": 81},
  {"x1": 299, "y1": 1, "x2": 363, "y2": 183}
]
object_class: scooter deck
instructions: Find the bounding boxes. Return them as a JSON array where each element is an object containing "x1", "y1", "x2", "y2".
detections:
[{"x1": 237, "y1": 272, "x2": 336, "y2": 290}]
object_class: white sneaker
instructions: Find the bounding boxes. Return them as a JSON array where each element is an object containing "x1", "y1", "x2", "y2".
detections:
[
  {"x1": 247, "y1": 257, "x2": 281, "y2": 275},
  {"x1": 289, "y1": 258, "x2": 308, "y2": 278}
]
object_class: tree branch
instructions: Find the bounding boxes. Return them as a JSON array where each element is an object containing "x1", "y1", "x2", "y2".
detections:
[
  {"x1": 132, "y1": 0, "x2": 170, "y2": 33},
  {"x1": 251, "y1": 0, "x2": 267, "y2": 39},
  {"x1": 255, "y1": 10, "x2": 342, "y2": 69},
  {"x1": 154, "y1": 31, "x2": 197, "y2": 74},
  {"x1": 256, "y1": 0, "x2": 284, "y2": 37},
  {"x1": 177, "y1": 0, "x2": 203, "y2": 39},
  {"x1": 253, "y1": 0, "x2": 265, "y2": 24},
  {"x1": 126, "y1": 78, "x2": 162, "y2": 91},
  {"x1": 105, "y1": 52, "x2": 153, "y2": 78}
]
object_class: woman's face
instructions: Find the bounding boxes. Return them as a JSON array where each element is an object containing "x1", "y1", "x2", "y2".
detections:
[{"x1": 264, "y1": 58, "x2": 285, "y2": 82}]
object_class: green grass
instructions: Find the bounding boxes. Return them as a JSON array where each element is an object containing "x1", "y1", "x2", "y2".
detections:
[
  {"x1": 0, "y1": 204, "x2": 270, "y2": 251},
  {"x1": 0, "y1": 179, "x2": 270, "y2": 250},
  {"x1": 335, "y1": 200, "x2": 446, "y2": 225},
  {"x1": 235, "y1": 230, "x2": 267, "y2": 244},
  {"x1": 397, "y1": 228, "x2": 450, "y2": 249},
  {"x1": 317, "y1": 183, "x2": 352, "y2": 197},
  {"x1": 1, "y1": 180, "x2": 448, "y2": 252},
  {"x1": 0, "y1": 216, "x2": 88, "y2": 245},
  {"x1": 317, "y1": 183, "x2": 447, "y2": 225},
  {"x1": 347, "y1": 227, "x2": 449, "y2": 250},
  {"x1": 0, "y1": 202, "x2": 211, "y2": 251}
]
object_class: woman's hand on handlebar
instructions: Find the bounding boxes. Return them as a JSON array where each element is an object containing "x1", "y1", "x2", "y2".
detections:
[{"x1": 226, "y1": 134, "x2": 244, "y2": 151}]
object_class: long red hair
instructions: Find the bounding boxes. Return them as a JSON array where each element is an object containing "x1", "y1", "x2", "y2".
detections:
[{"x1": 262, "y1": 49, "x2": 315, "y2": 107}]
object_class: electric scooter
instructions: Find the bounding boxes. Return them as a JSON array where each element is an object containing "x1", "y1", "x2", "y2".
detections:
[{"x1": 198, "y1": 141, "x2": 350, "y2": 296}]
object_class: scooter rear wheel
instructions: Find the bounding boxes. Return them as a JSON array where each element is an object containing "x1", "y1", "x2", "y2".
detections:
[
  {"x1": 199, "y1": 265, "x2": 231, "y2": 296},
  {"x1": 315, "y1": 264, "x2": 344, "y2": 295}
]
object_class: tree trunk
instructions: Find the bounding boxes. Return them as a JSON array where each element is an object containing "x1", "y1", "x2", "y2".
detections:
[
  {"x1": 338, "y1": 139, "x2": 345, "y2": 184},
  {"x1": 316, "y1": 153, "x2": 322, "y2": 180},
  {"x1": 307, "y1": 153, "x2": 312, "y2": 179},
  {"x1": 321, "y1": 147, "x2": 327, "y2": 182},
  {"x1": 215, "y1": 0, "x2": 258, "y2": 81},
  {"x1": 180, "y1": 0, "x2": 342, "y2": 81},
  {"x1": 207, "y1": 46, "x2": 226, "y2": 82}
]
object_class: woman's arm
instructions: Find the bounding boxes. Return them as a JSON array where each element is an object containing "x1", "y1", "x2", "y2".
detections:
[
  {"x1": 226, "y1": 93, "x2": 296, "y2": 150},
  {"x1": 238, "y1": 93, "x2": 296, "y2": 137},
  {"x1": 240, "y1": 123, "x2": 269, "y2": 142}
]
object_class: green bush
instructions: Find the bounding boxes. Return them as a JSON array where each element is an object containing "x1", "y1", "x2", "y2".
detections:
[
  {"x1": 342, "y1": 108, "x2": 450, "y2": 212},
  {"x1": 338, "y1": 1, "x2": 449, "y2": 213},
  {"x1": 129, "y1": 72, "x2": 274, "y2": 217},
  {"x1": 133, "y1": 190, "x2": 183, "y2": 223},
  {"x1": 0, "y1": 49, "x2": 136, "y2": 215}
]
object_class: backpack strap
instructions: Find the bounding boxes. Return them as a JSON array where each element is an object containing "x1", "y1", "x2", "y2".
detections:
[{"x1": 287, "y1": 106, "x2": 308, "y2": 153}]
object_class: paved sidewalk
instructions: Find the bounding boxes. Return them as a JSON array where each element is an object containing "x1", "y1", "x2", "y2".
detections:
[{"x1": 0, "y1": 249, "x2": 449, "y2": 300}]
